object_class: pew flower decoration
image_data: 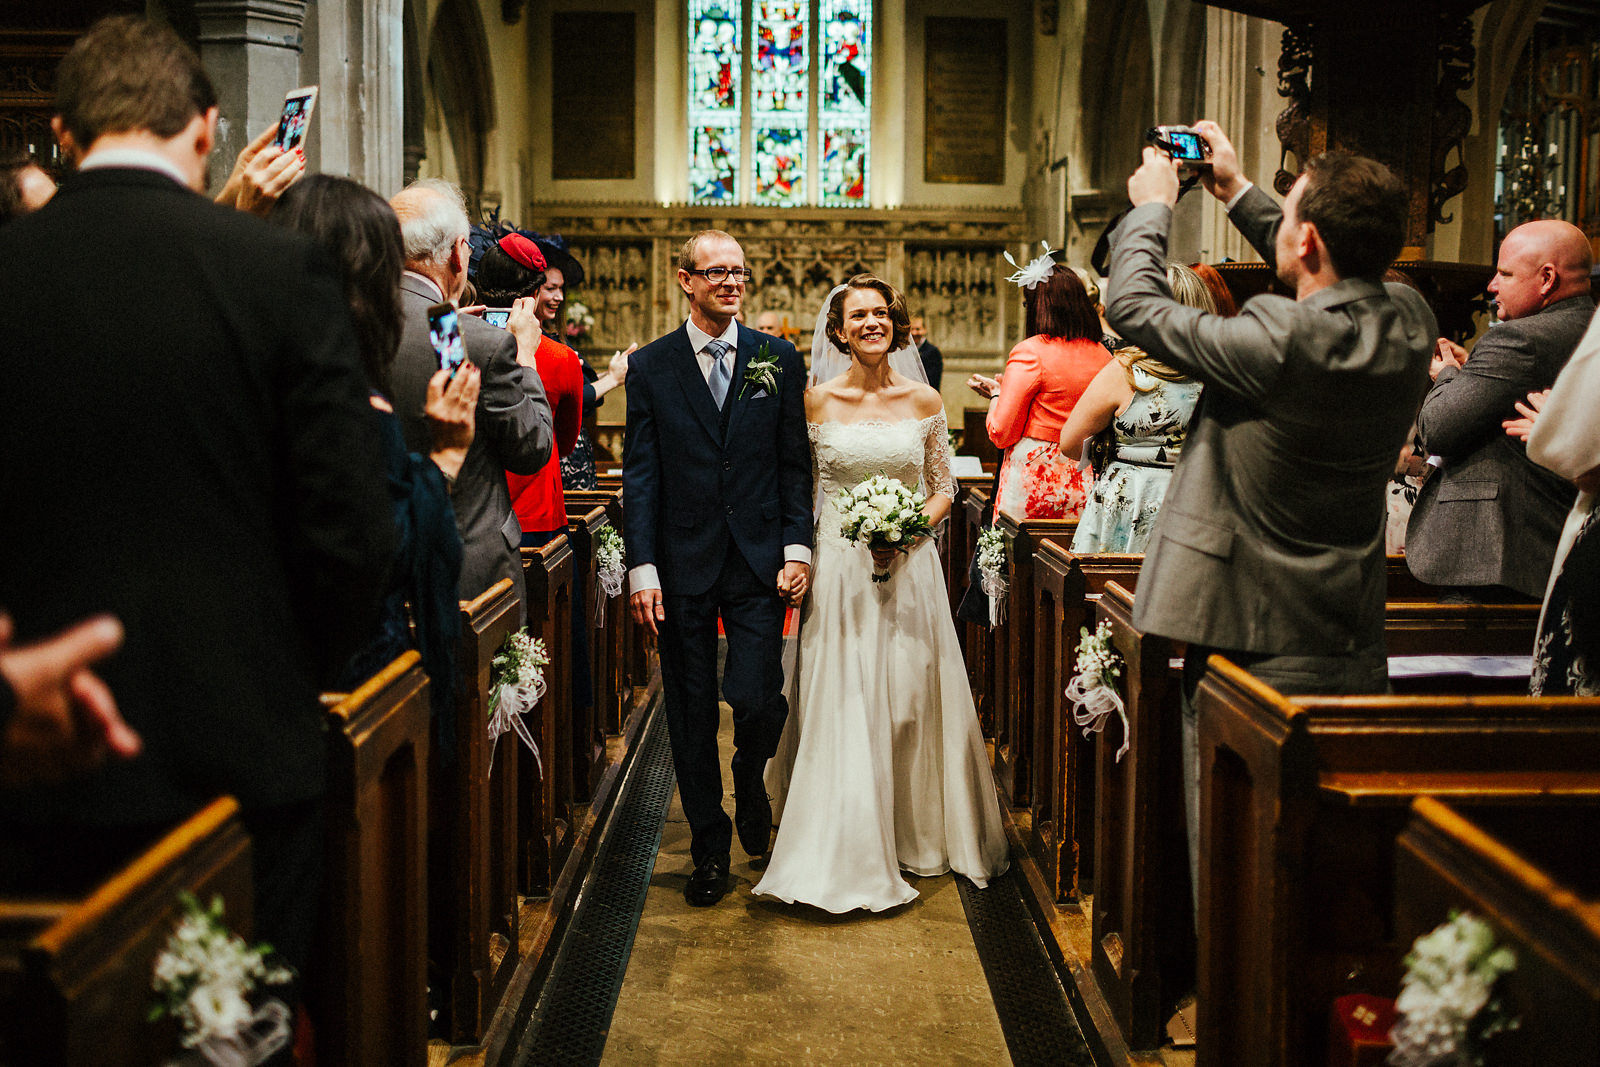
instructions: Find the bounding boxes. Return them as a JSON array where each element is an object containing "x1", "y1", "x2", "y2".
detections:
[
  {"x1": 739, "y1": 341, "x2": 782, "y2": 400},
  {"x1": 836, "y1": 474, "x2": 934, "y2": 583},
  {"x1": 1066, "y1": 622, "x2": 1130, "y2": 762},
  {"x1": 150, "y1": 892, "x2": 293, "y2": 1063},
  {"x1": 1389, "y1": 910, "x2": 1519, "y2": 1067},
  {"x1": 488, "y1": 629, "x2": 549, "y2": 776},
  {"x1": 976, "y1": 527, "x2": 1009, "y2": 626},
  {"x1": 595, "y1": 526, "x2": 626, "y2": 599}
]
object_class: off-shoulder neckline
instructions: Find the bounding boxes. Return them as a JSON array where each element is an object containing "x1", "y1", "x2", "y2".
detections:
[{"x1": 807, "y1": 412, "x2": 946, "y2": 430}]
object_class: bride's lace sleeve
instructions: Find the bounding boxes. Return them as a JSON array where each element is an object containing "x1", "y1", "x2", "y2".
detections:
[{"x1": 922, "y1": 410, "x2": 956, "y2": 504}]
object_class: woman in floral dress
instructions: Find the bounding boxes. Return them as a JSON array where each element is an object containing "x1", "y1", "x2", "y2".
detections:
[
  {"x1": 1057, "y1": 264, "x2": 1210, "y2": 553},
  {"x1": 970, "y1": 253, "x2": 1110, "y2": 521}
]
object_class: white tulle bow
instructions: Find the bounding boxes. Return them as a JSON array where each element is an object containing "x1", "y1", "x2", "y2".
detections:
[
  {"x1": 189, "y1": 999, "x2": 292, "y2": 1067},
  {"x1": 1066, "y1": 673, "x2": 1130, "y2": 762},
  {"x1": 488, "y1": 678, "x2": 544, "y2": 778}
]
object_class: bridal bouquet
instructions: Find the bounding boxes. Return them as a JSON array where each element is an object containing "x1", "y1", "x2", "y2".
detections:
[
  {"x1": 488, "y1": 629, "x2": 549, "y2": 776},
  {"x1": 836, "y1": 474, "x2": 934, "y2": 583},
  {"x1": 1389, "y1": 911, "x2": 1518, "y2": 1067},
  {"x1": 150, "y1": 892, "x2": 293, "y2": 1063}
]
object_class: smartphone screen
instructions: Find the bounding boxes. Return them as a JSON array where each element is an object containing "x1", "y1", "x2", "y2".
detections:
[
  {"x1": 427, "y1": 302, "x2": 467, "y2": 377},
  {"x1": 482, "y1": 309, "x2": 511, "y2": 329},
  {"x1": 275, "y1": 86, "x2": 319, "y2": 152}
]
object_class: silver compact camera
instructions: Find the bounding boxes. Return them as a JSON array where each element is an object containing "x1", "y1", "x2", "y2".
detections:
[{"x1": 1146, "y1": 126, "x2": 1212, "y2": 167}]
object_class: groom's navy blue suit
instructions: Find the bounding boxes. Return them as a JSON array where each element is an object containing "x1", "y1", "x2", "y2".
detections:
[{"x1": 623, "y1": 321, "x2": 812, "y2": 866}]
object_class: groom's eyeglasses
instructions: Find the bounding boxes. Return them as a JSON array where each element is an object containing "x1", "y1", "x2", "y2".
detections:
[{"x1": 687, "y1": 266, "x2": 754, "y2": 285}]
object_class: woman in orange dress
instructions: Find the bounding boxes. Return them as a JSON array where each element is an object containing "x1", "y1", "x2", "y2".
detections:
[{"x1": 971, "y1": 253, "x2": 1110, "y2": 520}]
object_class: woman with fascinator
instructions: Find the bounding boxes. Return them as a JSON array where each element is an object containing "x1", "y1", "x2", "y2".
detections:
[{"x1": 753, "y1": 275, "x2": 1009, "y2": 913}]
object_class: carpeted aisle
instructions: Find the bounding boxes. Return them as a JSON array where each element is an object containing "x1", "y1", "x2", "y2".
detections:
[{"x1": 600, "y1": 708, "x2": 1013, "y2": 1066}]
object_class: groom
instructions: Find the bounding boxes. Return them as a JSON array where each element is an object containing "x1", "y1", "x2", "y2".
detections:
[{"x1": 624, "y1": 230, "x2": 813, "y2": 905}]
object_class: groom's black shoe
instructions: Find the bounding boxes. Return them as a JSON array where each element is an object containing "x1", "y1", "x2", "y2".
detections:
[
  {"x1": 734, "y1": 770, "x2": 773, "y2": 857},
  {"x1": 685, "y1": 857, "x2": 729, "y2": 907}
]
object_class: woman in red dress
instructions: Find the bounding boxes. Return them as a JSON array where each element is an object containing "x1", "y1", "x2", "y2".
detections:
[
  {"x1": 971, "y1": 253, "x2": 1110, "y2": 520},
  {"x1": 472, "y1": 232, "x2": 584, "y2": 546}
]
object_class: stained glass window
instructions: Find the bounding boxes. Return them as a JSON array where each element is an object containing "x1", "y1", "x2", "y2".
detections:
[
  {"x1": 688, "y1": 1, "x2": 741, "y2": 204},
  {"x1": 688, "y1": 0, "x2": 871, "y2": 207}
]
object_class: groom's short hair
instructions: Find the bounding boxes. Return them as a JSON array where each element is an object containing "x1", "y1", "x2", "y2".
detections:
[{"x1": 679, "y1": 229, "x2": 740, "y2": 272}]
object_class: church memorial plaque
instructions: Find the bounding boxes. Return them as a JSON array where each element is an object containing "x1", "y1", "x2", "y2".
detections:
[
  {"x1": 552, "y1": 12, "x2": 636, "y2": 181},
  {"x1": 923, "y1": 18, "x2": 1006, "y2": 185}
]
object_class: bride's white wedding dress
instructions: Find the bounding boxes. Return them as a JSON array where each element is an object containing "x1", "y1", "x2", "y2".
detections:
[{"x1": 753, "y1": 412, "x2": 1010, "y2": 913}]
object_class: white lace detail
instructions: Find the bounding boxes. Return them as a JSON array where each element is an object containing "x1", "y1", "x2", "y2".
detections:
[{"x1": 809, "y1": 414, "x2": 951, "y2": 545}]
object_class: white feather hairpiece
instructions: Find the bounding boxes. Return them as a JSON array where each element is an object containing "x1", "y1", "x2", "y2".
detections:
[{"x1": 1003, "y1": 240, "x2": 1059, "y2": 290}]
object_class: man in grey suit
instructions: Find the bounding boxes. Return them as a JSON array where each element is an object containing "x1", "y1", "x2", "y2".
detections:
[
  {"x1": 1406, "y1": 219, "x2": 1595, "y2": 601},
  {"x1": 390, "y1": 179, "x2": 553, "y2": 614},
  {"x1": 1104, "y1": 121, "x2": 1436, "y2": 900}
]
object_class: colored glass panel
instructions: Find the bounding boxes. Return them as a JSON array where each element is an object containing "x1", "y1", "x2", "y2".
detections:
[
  {"x1": 753, "y1": 0, "x2": 808, "y2": 115},
  {"x1": 689, "y1": 0, "x2": 741, "y2": 204},
  {"x1": 753, "y1": 126, "x2": 806, "y2": 206},
  {"x1": 820, "y1": 126, "x2": 867, "y2": 206}
]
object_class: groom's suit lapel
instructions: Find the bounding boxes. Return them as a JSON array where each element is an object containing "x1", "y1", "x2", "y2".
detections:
[
  {"x1": 668, "y1": 325, "x2": 724, "y2": 443},
  {"x1": 722, "y1": 325, "x2": 756, "y2": 442}
]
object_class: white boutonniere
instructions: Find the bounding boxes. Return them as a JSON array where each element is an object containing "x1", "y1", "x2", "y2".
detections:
[{"x1": 739, "y1": 342, "x2": 781, "y2": 399}]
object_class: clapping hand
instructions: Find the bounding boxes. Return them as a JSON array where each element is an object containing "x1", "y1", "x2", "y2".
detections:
[
  {"x1": 1502, "y1": 388, "x2": 1550, "y2": 442},
  {"x1": 967, "y1": 373, "x2": 1000, "y2": 400},
  {"x1": 1432, "y1": 338, "x2": 1467, "y2": 380}
]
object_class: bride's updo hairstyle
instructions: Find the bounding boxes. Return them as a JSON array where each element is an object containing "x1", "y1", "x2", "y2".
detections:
[
  {"x1": 824, "y1": 273, "x2": 912, "y2": 355},
  {"x1": 1024, "y1": 254, "x2": 1099, "y2": 343}
]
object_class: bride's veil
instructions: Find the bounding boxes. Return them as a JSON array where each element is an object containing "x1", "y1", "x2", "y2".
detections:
[{"x1": 808, "y1": 282, "x2": 929, "y2": 388}]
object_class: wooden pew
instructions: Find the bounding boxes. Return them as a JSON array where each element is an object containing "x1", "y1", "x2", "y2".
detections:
[
  {"x1": 0, "y1": 797, "x2": 253, "y2": 1065},
  {"x1": 1030, "y1": 544, "x2": 1144, "y2": 904},
  {"x1": 1083, "y1": 584, "x2": 1536, "y2": 1054},
  {"x1": 960, "y1": 406, "x2": 999, "y2": 469},
  {"x1": 521, "y1": 537, "x2": 576, "y2": 896},
  {"x1": 432, "y1": 578, "x2": 520, "y2": 1044},
  {"x1": 1394, "y1": 797, "x2": 1600, "y2": 1064},
  {"x1": 563, "y1": 504, "x2": 609, "y2": 799},
  {"x1": 991, "y1": 511, "x2": 1077, "y2": 808},
  {"x1": 958, "y1": 487, "x2": 995, "y2": 735},
  {"x1": 317, "y1": 651, "x2": 431, "y2": 1066},
  {"x1": 1195, "y1": 662, "x2": 1600, "y2": 1066}
]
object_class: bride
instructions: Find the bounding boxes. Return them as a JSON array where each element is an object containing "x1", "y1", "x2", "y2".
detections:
[{"x1": 752, "y1": 275, "x2": 1010, "y2": 913}]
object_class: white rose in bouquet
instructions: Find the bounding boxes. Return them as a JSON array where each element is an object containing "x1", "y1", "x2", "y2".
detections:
[{"x1": 837, "y1": 475, "x2": 935, "y2": 583}]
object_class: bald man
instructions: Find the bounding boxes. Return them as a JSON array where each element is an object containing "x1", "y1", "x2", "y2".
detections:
[{"x1": 1407, "y1": 219, "x2": 1598, "y2": 600}]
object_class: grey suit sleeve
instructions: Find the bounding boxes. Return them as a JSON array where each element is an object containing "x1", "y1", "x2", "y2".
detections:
[
  {"x1": 1105, "y1": 201, "x2": 1294, "y2": 404},
  {"x1": 1227, "y1": 185, "x2": 1285, "y2": 266},
  {"x1": 1416, "y1": 327, "x2": 1541, "y2": 459},
  {"x1": 477, "y1": 329, "x2": 553, "y2": 476}
]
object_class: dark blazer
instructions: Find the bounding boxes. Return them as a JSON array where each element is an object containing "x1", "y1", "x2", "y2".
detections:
[
  {"x1": 390, "y1": 276, "x2": 553, "y2": 607},
  {"x1": 1406, "y1": 294, "x2": 1595, "y2": 596},
  {"x1": 1106, "y1": 187, "x2": 1436, "y2": 655},
  {"x1": 0, "y1": 167, "x2": 394, "y2": 825},
  {"x1": 917, "y1": 340, "x2": 944, "y2": 391},
  {"x1": 622, "y1": 322, "x2": 811, "y2": 596}
]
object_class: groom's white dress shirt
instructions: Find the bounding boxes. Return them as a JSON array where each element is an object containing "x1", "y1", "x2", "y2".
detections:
[{"x1": 628, "y1": 317, "x2": 812, "y2": 595}]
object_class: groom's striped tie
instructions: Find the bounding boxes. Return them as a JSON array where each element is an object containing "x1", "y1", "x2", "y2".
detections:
[{"x1": 705, "y1": 338, "x2": 733, "y2": 409}]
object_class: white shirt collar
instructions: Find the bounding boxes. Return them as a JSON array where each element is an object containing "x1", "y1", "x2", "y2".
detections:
[
  {"x1": 685, "y1": 316, "x2": 739, "y2": 356},
  {"x1": 78, "y1": 147, "x2": 190, "y2": 189},
  {"x1": 403, "y1": 270, "x2": 445, "y2": 303}
]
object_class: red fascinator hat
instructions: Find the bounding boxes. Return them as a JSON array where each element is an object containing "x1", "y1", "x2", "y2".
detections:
[{"x1": 498, "y1": 232, "x2": 547, "y2": 273}]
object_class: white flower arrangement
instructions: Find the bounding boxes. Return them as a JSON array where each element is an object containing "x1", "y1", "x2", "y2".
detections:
[
  {"x1": 564, "y1": 301, "x2": 595, "y2": 342},
  {"x1": 149, "y1": 893, "x2": 293, "y2": 1061},
  {"x1": 976, "y1": 527, "x2": 1009, "y2": 626},
  {"x1": 488, "y1": 629, "x2": 549, "y2": 775},
  {"x1": 836, "y1": 474, "x2": 935, "y2": 583},
  {"x1": 1003, "y1": 240, "x2": 1059, "y2": 290},
  {"x1": 1065, "y1": 622, "x2": 1130, "y2": 761},
  {"x1": 739, "y1": 341, "x2": 782, "y2": 399},
  {"x1": 595, "y1": 525, "x2": 626, "y2": 599},
  {"x1": 1389, "y1": 911, "x2": 1519, "y2": 1067}
]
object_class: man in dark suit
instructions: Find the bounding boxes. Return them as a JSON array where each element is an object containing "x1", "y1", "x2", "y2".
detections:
[
  {"x1": 624, "y1": 230, "x2": 812, "y2": 906},
  {"x1": 910, "y1": 313, "x2": 943, "y2": 390},
  {"x1": 0, "y1": 17, "x2": 394, "y2": 974},
  {"x1": 389, "y1": 179, "x2": 553, "y2": 616},
  {"x1": 1406, "y1": 219, "x2": 1595, "y2": 601},
  {"x1": 1105, "y1": 121, "x2": 1436, "y2": 903}
]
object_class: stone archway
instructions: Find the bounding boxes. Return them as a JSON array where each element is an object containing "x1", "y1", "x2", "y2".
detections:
[{"x1": 425, "y1": 0, "x2": 495, "y2": 212}]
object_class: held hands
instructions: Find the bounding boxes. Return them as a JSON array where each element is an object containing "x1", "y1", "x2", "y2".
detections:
[
  {"x1": 215, "y1": 124, "x2": 305, "y2": 217},
  {"x1": 1502, "y1": 388, "x2": 1550, "y2": 442},
  {"x1": 0, "y1": 613, "x2": 140, "y2": 789},
  {"x1": 426, "y1": 361, "x2": 481, "y2": 481},
  {"x1": 776, "y1": 561, "x2": 810, "y2": 608},
  {"x1": 1432, "y1": 338, "x2": 1467, "y2": 380}
]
